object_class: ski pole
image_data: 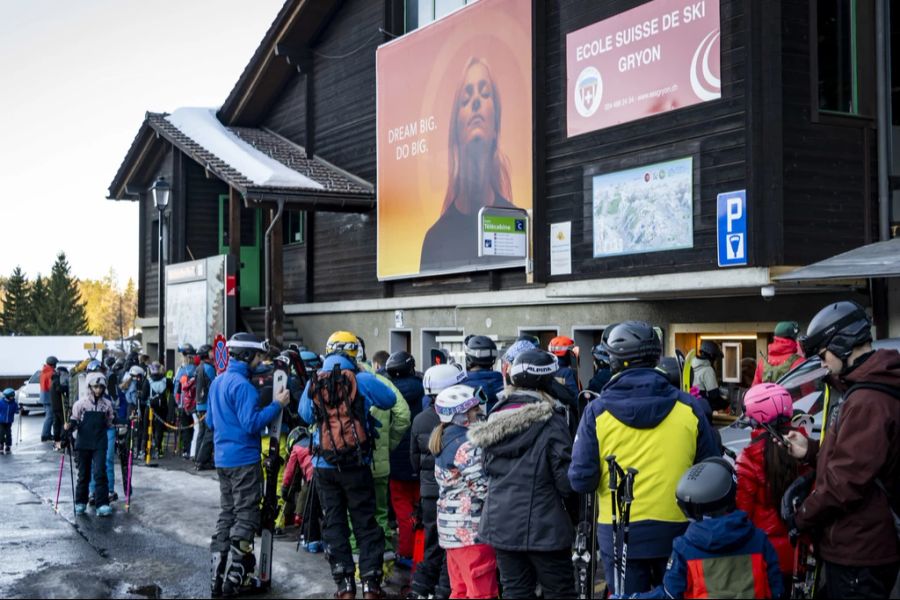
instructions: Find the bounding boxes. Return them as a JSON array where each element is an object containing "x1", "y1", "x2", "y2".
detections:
[
  {"x1": 620, "y1": 468, "x2": 638, "y2": 596},
  {"x1": 604, "y1": 455, "x2": 620, "y2": 595},
  {"x1": 53, "y1": 451, "x2": 65, "y2": 513},
  {"x1": 17, "y1": 414, "x2": 22, "y2": 445},
  {"x1": 125, "y1": 417, "x2": 135, "y2": 512},
  {"x1": 67, "y1": 441, "x2": 76, "y2": 519}
]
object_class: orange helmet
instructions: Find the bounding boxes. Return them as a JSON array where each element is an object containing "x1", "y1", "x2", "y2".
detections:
[{"x1": 548, "y1": 336, "x2": 575, "y2": 357}]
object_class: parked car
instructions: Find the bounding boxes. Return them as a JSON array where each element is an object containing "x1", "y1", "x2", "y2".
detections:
[{"x1": 17, "y1": 370, "x2": 43, "y2": 415}]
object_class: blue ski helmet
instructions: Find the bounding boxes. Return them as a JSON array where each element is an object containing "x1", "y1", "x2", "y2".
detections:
[{"x1": 2, "y1": 388, "x2": 15, "y2": 399}]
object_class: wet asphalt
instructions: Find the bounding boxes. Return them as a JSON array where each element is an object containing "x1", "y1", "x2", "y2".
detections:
[{"x1": 0, "y1": 414, "x2": 359, "y2": 599}]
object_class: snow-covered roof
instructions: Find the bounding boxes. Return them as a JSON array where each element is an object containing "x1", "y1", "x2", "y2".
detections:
[{"x1": 166, "y1": 107, "x2": 323, "y2": 190}]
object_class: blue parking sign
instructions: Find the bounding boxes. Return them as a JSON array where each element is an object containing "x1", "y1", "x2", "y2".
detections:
[{"x1": 717, "y1": 190, "x2": 747, "y2": 267}]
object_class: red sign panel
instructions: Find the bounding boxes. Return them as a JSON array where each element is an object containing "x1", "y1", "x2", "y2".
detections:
[
  {"x1": 225, "y1": 275, "x2": 236, "y2": 297},
  {"x1": 566, "y1": 0, "x2": 721, "y2": 137}
]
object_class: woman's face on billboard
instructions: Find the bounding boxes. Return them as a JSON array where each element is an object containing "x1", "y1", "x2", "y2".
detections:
[{"x1": 456, "y1": 62, "x2": 496, "y2": 148}]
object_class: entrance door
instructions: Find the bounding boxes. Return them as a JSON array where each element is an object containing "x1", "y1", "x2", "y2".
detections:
[{"x1": 219, "y1": 195, "x2": 262, "y2": 308}]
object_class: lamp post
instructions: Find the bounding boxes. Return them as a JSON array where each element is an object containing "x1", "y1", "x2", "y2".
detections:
[{"x1": 151, "y1": 176, "x2": 170, "y2": 367}]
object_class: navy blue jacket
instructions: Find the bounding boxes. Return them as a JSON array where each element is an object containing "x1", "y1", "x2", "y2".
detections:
[
  {"x1": 465, "y1": 369, "x2": 505, "y2": 413},
  {"x1": 587, "y1": 368, "x2": 612, "y2": 394},
  {"x1": 0, "y1": 398, "x2": 19, "y2": 424},
  {"x1": 636, "y1": 510, "x2": 783, "y2": 599},
  {"x1": 208, "y1": 360, "x2": 282, "y2": 469},
  {"x1": 388, "y1": 373, "x2": 425, "y2": 481}
]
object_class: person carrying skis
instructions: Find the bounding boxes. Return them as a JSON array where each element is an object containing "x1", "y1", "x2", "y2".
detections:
[
  {"x1": 463, "y1": 335, "x2": 504, "y2": 413},
  {"x1": 299, "y1": 337, "x2": 397, "y2": 600},
  {"x1": 469, "y1": 348, "x2": 576, "y2": 598},
  {"x1": 408, "y1": 363, "x2": 467, "y2": 599},
  {"x1": 782, "y1": 301, "x2": 900, "y2": 598},
  {"x1": 194, "y1": 344, "x2": 217, "y2": 470},
  {"x1": 174, "y1": 344, "x2": 198, "y2": 459},
  {"x1": 66, "y1": 371, "x2": 116, "y2": 517},
  {"x1": 384, "y1": 350, "x2": 425, "y2": 568},
  {"x1": 207, "y1": 333, "x2": 290, "y2": 598},
  {"x1": 0, "y1": 387, "x2": 19, "y2": 454},
  {"x1": 122, "y1": 365, "x2": 148, "y2": 460},
  {"x1": 86, "y1": 360, "x2": 118, "y2": 505},
  {"x1": 569, "y1": 321, "x2": 719, "y2": 596},
  {"x1": 145, "y1": 362, "x2": 170, "y2": 459},
  {"x1": 549, "y1": 335, "x2": 582, "y2": 398},
  {"x1": 431, "y1": 384, "x2": 498, "y2": 599},
  {"x1": 752, "y1": 321, "x2": 805, "y2": 385},
  {"x1": 627, "y1": 458, "x2": 784, "y2": 599}
]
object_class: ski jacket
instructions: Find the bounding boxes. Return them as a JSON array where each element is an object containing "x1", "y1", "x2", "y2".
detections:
[
  {"x1": 299, "y1": 354, "x2": 397, "y2": 470},
  {"x1": 636, "y1": 510, "x2": 783, "y2": 599},
  {"x1": 70, "y1": 392, "x2": 115, "y2": 451},
  {"x1": 736, "y1": 430, "x2": 811, "y2": 574},
  {"x1": 195, "y1": 361, "x2": 216, "y2": 413},
  {"x1": 388, "y1": 373, "x2": 425, "y2": 481},
  {"x1": 124, "y1": 376, "x2": 146, "y2": 409},
  {"x1": 554, "y1": 365, "x2": 581, "y2": 398},
  {"x1": 283, "y1": 440, "x2": 314, "y2": 488},
  {"x1": 49, "y1": 371, "x2": 65, "y2": 413},
  {"x1": 435, "y1": 424, "x2": 488, "y2": 549},
  {"x1": 752, "y1": 337, "x2": 805, "y2": 386},
  {"x1": 207, "y1": 360, "x2": 282, "y2": 469},
  {"x1": 411, "y1": 399, "x2": 441, "y2": 498},
  {"x1": 174, "y1": 362, "x2": 197, "y2": 409},
  {"x1": 465, "y1": 369, "x2": 504, "y2": 414},
  {"x1": 363, "y1": 365, "x2": 410, "y2": 479},
  {"x1": 691, "y1": 357, "x2": 728, "y2": 411},
  {"x1": 796, "y1": 349, "x2": 900, "y2": 566},
  {"x1": 587, "y1": 368, "x2": 612, "y2": 394},
  {"x1": 468, "y1": 388, "x2": 574, "y2": 552},
  {"x1": 40, "y1": 363, "x2": 54, "y2": 405},
  {"x1": 569, "y1": 368, "x2": 719, "y2": 559},
  {"x1": 146, "y1": 375, "x2": 169, "y2": 416},
  {"x1": 0, "y1": 397, "x2": 18, "y2": 424}
]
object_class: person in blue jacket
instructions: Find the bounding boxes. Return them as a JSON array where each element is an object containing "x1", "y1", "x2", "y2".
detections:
[
  {"x1": 0, "y1": 387, "x2": 19, "y2": 454},
  {"x1": 463, "y1": 335, "x2": 504, "y2": 413},
  {"x1": 568, "y1": 321, "x2": 719, "y2": 596},
  {"x1": 207, "y1": 333, "x2": 290, "y2": 598},
  {"x1": 299, "y1": 349, "x2": 397, "y2": 600},
  {"x1": 627, "y1": 458, "x2": 783, "y2": 599}
]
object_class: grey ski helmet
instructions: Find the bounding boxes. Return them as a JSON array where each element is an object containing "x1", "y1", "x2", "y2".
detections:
[
  {"x1": 46, "y1": 356, "x2": 59, "y2": 367},
  {"x1": 602, "y1": 321, "x2": 661, "y2": 373},
  {"x1": 385, "y1": 351, "x2": 416, "y2": 378},
  {"x1": 699, "y1": 340, "x2": 723, "y2": 361},
  {"x1": 464, "y1": 335, "x2": 498, "y2": 369},
  {"x1": 509, "y1": 349, "x2": 558, "y2": 389},
  {"x1": 675, "y1": 457, "x2": 737, "y2": 521},
  {"x1": 227, "y1": 333, "x2": 269, "y2": 363},
  {"x1": 799, "y1": 300, "x2": 872, "y2": 362}
]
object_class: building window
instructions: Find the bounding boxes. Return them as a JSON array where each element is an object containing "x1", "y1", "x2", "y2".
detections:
[
  {"x1": 151, "y1": 219, "x2": 159, "y2": 263},
  {"x1": 405, "y1": 0, "x2": 475, "y2": 32},
  {"x1": 283, "y1": 211, "x2": 305, "y2": 245},
  {"x1": 817, "y1": 0, "x2": 859, "y2": 114}
]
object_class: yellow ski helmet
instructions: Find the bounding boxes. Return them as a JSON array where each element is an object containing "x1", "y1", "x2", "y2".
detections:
[{"x1": 325, "y1": 331, "x2": 361, "y2": 359}]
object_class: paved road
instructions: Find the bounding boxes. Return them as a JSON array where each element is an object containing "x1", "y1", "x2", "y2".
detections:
[{"x1": 0, "y1": 414, "x2": 348, "y2": 599}]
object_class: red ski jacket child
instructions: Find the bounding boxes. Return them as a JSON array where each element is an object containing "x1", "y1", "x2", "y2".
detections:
[{"x1": 282, "y1": 440, "x2": 313, "y2": 489}]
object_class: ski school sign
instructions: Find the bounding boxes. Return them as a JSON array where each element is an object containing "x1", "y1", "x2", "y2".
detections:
[{"x1": 566, "y1": 0, "x2": 721, "y2": 137}]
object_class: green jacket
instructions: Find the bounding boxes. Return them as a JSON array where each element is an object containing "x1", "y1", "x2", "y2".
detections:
[{"x1": 360, "y1": 363, "x2": 411, "y2": 478}]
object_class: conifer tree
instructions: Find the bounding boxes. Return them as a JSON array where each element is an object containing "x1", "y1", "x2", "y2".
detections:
[
  {"x1": 0, "y1": 266, "x2": 30, "y2": 335},
  {"x1": 28, "y1": 275, "x2": 49, "y2": 334},
  {"x1": 42, "y1": 252, "x2": 89, "y2": 335}
]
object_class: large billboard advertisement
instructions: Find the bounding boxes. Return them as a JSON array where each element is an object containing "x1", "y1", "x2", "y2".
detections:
[
  {"x1": 376, "y1": 0, "x2": 533, "y2": 280},
  {"x1": 567, "y1": 0, "x2": 721, "y2": 137},
  {"x1": 592, "y1": 157, "x2": 693, "y2": 258}
]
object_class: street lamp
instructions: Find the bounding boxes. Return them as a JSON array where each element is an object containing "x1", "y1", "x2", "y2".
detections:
[{"x1": 151, "y1": 177, "x2": 170, "y2": 367}]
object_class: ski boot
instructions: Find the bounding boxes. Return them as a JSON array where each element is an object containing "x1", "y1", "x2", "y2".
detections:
[
  {"x1": 222, "y1": 541, "x2": 256, "y2": 597},
  {"x1": 75, "y1": 503, "x2": 87, "y2": 515},
  {"x1": 361, "y1": 573, "x2": 384, "y2": 600},
  {"x1": 210, "y1": 551, "x2": 228, "y2": 598},
  {"x1": 333, "y1": 575, "x2": 356, "y2": 599},
  {"x1": 97, "y1": 505, "x2": 113, "y2": 517}
]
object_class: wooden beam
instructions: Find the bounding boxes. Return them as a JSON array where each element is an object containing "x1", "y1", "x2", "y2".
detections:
[
  {"x1": 272, "y1": 209, "x2": 284, "y2": 347},
  {"x1": 305, "y1": 211, "x2": 315, "y2": 303}
]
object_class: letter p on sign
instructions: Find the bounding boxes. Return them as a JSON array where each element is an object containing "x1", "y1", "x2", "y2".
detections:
[{"x1": 717, "y1": 190, "x2": 748, "y2": 267}]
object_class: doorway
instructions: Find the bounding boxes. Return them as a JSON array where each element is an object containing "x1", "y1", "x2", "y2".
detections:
[
  {"x1": 218, "y1": 194, "x2": 262, "y2": 308},
  {"x1": 572, "y1": 326, "x2": 608, "y2": 390}
]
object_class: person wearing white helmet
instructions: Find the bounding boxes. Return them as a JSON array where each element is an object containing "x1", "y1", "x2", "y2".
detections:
[
  {"x1": 408, "y1": 363, "x2": 467, "y2": 599},
  {"x1": 66, "y1": 372, "x2": 116, "y2": 517},
  {"x1": 429, "y1": 384, "x2": 497, "y2": 599}
]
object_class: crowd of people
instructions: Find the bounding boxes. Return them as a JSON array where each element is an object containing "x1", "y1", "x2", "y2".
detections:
[{"x1": 14, "y1": 298, "x2": 898, "y2": 599}]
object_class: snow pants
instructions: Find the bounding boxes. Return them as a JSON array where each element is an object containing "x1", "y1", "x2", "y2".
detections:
[
  {"x1": 76, "y1": 447, "x2": 109, "y2": 507},
  {"x1": 90, "y1": 428, "x2": 116, "y2": 496},
  {"x1": 495, "y1": 548, "x2": 575, "y2": 598},
  {"x1": 446, "y1": 543, "x2": 498, "y2": 599},
  {"x1": 0, "y1": 423, "x2": 11, "y2": 448},
  {"x1": 389, "y1": 479, "x2": 420, "y2": 558},
  {"x1": 824, "y1": 560, "x2": 900, "y2": 599},
  {"x1": 211, "y1": 463, "x2": 263, "y2": 553}
]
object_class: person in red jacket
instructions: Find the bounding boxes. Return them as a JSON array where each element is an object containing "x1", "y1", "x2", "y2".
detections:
[
  {"x1": 735, "y1": 383, "x2": 809, "y2": 593},
  {"x1": 752, "y1": 322, "x2": 805, "y2": 386}
]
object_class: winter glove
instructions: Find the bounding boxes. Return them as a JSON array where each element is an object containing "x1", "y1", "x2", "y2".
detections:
[
  {"x1": 281, "y1": 485, "x2": 290, "y2": 500},
  {"x1": 781, "y1": 472, "x2": 815, "y2": 543}
]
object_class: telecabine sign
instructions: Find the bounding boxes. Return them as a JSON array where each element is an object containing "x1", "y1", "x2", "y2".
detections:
[{"x1": 566, "y1": 0, "x2": 721, "y2": 137}]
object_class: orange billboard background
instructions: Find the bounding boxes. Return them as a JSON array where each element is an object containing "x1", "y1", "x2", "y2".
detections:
[{"x1": 376, "y1": 0, "x2": 533, "y2": 280}]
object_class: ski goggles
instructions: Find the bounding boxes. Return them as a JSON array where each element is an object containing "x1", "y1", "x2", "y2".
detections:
[{"x1": 227, "y1": 338, "x2": 270, "y2": 354}]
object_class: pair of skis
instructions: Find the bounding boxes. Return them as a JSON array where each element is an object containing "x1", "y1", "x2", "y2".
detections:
[
  {"x1": 605, "y1": 455, "x2": 638, "y2": 597},
  {"x1": 572, "y1": 481, "x2": 598, "y2": 599},
  {"x1": 257, "y1": 363, "x2": 289, "y2": 591}
]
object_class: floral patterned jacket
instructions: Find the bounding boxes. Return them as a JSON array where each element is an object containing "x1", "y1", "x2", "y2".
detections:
[{"x1": 435, "y1": 423, "x2": 488, "y2": 549}]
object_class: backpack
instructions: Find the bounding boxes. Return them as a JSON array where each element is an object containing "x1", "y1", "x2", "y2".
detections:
[
  {"x1": 195, "y1": 364, "x2": 211, "y2": 408},
  {"x1": 761, "y1": 353, "x2": 801, "y2": 383},
  {"x1": 149, "y1": 378, "x2": 168, "y2": 413},
  {"x1": 180, "y1": 374, "x2": 197, "y2": 413},
  {"x1": 309, "y1": 364, "x2": 371, "y2": 468}
]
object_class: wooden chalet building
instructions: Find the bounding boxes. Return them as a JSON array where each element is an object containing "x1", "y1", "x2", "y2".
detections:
[{"x1": 110, "y1": 0, "x2": 897, "y2": 384}]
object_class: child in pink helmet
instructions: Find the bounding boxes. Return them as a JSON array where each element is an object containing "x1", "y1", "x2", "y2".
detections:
[{"x1": 735, "y1": 383, "x2": 812, "y2": 593}]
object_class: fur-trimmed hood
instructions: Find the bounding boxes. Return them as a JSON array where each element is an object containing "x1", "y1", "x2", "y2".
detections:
[{"x1": 467, "y1": 389, "x2": 558, "y2": 449}]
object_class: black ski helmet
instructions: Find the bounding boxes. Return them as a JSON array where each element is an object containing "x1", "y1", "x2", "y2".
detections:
[
  {"x1": 602, "y1": 321, "x2": 661, "y2": 373},
  {"x1": 698, "y1": 340, "x2": 723, "y2": 361},
  {"x1": 799, "y1": 300, "x2": 872, "y2": 361},
  {"x1": 227, "y1": 332, "x2": 269, "y2": 363},
  {"x1": 591, "y1": 343, "x2": 610, "y2": 370},
  {"x1": 385, "y1": 351, "x2": 416, "y2": 378},
  {"x1": 198, "y1": 344, "x2": 213, "y2": 358},
  {"x1": 178, "y1": 343, "x2": 196, "y2": 356},
  {"x1": 46, "y1": 356, "x2": 58, "y2": 367},
  {"x1": 464, "y1": 335, "x2": 498, "y2": 369},
  {"x1": 657, "y1": 356, "x2": 681, "y2": 388},
  {"x1": 509, "y1": 349, "x2": 558, "y2": 389},
  {"x1": 675, "y1": 457, "x2": 737, "y2": 521}
]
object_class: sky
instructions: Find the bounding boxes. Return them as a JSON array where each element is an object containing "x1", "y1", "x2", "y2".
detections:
[{"x1": 0, "y1": 0, "x2": 285, "y2": 286}]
